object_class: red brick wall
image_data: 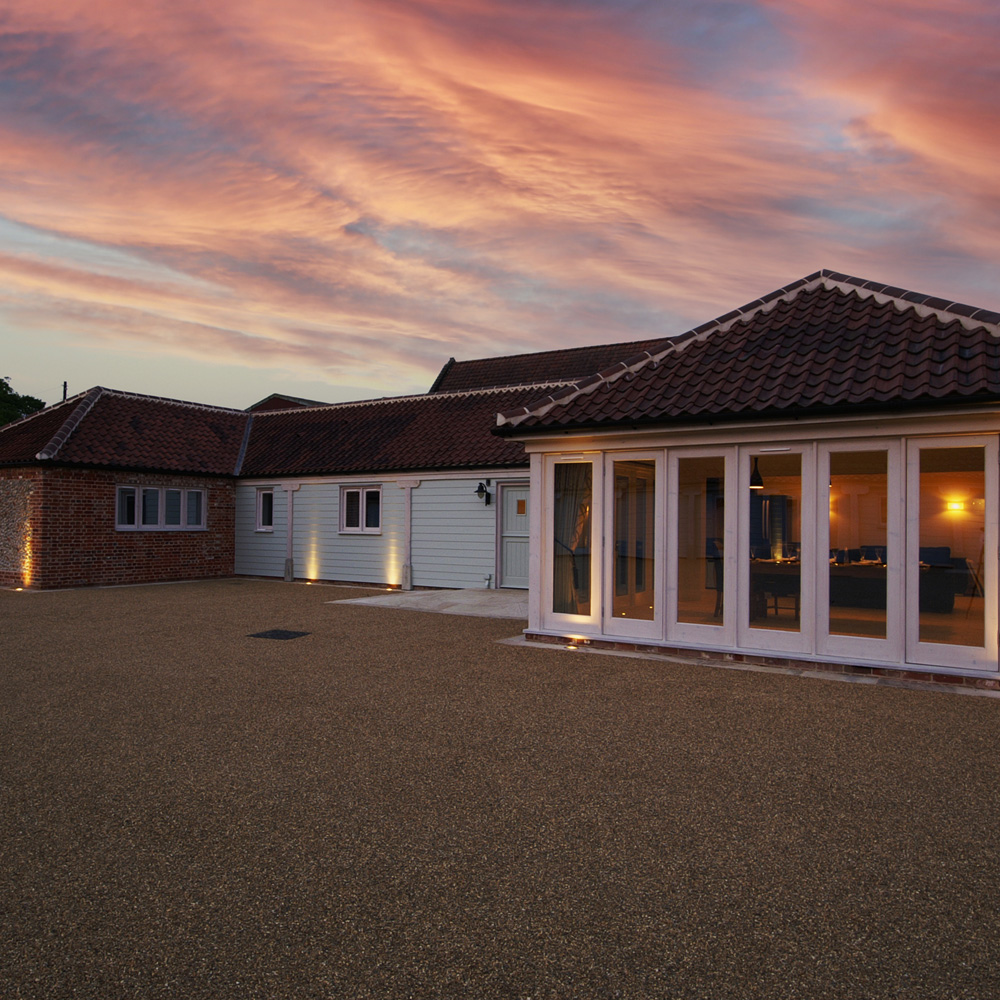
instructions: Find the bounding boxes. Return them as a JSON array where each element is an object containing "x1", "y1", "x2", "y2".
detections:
[{"x1": 1, "y1": 466, "x2": 235, "y2": 589}]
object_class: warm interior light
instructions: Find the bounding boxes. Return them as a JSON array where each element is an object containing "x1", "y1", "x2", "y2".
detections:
[{"x1": 946, "y1": 501, "x2": 966, "y2": 512}]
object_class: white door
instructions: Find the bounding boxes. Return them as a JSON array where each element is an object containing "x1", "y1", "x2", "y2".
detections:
[{"x1": 499, "y1": 483, "x2": 530, "y2": 588}]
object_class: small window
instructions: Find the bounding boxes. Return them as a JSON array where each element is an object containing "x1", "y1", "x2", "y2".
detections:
[
  {"x1": 142, "y1": 488, "x2": 160, "y2": 526},
  {"x1": 187, "y1": 490, "x2": 204, "y2": 527},
  {"x1": 257, "y1": 489, "x2": 274, "y2": 531},
  {"x1": 117, "y1": 487, "x2": 137, "y2": 527},
  {"x1": 116, "y1": 485, "x2": 206, "y2": 531},
  {"x1": 165, "y1": 489, "x2": 182, "y2": 526},
  {"x1": 365, "y1": 489, "x2": 380, "y2": 530},
  {"x1": 341, "y1": 486, "x2": 381, "y2": 533}
]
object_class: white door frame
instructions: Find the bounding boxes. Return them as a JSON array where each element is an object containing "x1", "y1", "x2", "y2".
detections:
[
  {"x1": 497, "y1": 480, "x2": 530, "y2": 589},
  {"x1": 816, "y1": 440, "x2": 903, "y2": 663},
  {"x1": 905, "y1": 434, "x2": 998, "y2": 671}
]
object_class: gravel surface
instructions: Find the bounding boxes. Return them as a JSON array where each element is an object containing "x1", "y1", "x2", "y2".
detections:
[{"x1": 3, "y1": 578, "x2": 1000, "y2": 999}]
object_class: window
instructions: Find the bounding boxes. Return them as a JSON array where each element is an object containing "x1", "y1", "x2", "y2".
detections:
[
  {"x1": 341, "y1": 486, "x2": 381, "y2": 533},
  {"x1": 256, "y1": 489, "x2": 274, "y2": 531},
  {"x1": 116, "y1": 486, "x2": 206, "y2": 531}
]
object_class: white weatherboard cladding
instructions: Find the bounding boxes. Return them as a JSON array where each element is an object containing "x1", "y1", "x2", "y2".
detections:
[
  {"x1": 410, "y1": 478, "x2": 502, "y2": 588},
  {"x1": 292, "y1": 481, "x2": 402, "y2": 585},
  {"x1": 234, "y1": 474, "x2": 519, "y2": 587},
  {"x1": 234, "y1": 484, "x2": 287, "y2": 577}
]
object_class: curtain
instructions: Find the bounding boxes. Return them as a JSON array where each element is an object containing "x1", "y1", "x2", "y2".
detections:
[{"x1": 553, "y1": 463, "x2": 592, "y2": 615}]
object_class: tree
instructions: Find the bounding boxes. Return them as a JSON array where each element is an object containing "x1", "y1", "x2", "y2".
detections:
[{"x1": 0, "y1": 377, "x2": 45, "y2": 427}]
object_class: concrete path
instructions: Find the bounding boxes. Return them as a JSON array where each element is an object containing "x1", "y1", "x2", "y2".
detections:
[{"x1": 332, "y1": 586, "x2": 528, "y2": 619}]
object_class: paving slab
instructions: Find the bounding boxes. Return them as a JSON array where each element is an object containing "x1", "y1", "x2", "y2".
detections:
[{"x1": 333, "y1": 586, "x2": 528, "y2": 618}]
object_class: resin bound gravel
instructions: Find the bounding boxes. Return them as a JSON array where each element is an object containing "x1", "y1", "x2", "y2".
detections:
[{"x1": 3, "y1": 579, "x2": 1000, "y2": 999}]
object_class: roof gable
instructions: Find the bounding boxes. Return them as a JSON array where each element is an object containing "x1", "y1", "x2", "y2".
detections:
[
  {"x1": 0, "y1": 388, "x2": 251, "y2": 474},
  {"x1": 497, "y1": 271, "x2": 1000, "y2": 433}
]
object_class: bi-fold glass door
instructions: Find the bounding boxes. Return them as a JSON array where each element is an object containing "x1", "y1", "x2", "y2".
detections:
[
  {"x1": 737, "y1": 445, "x2": 816, "y2": 654},
  {"x1": 817, "y1": 442, "x2": 902, "y2": 662},
  {"x1": 546, "y1": 456, "x2": 600, "y2": 631},
  {"x1": 668, "y1": 449, "x2": 736, "y2": 646},
  {"x1": 603, "y1": 453, "x2": 663, "y2": 638},
  {"x1": 906, "y1": 437, "x2": 997, "y2": 671}
]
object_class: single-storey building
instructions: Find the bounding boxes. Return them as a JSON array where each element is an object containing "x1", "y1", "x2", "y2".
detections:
[
  {"x1": 496, "y1": 270, "x2": 1000, "y2": 683},
  {"x1": 0, "y1": 336, "x2": 667, "y2": 591}
]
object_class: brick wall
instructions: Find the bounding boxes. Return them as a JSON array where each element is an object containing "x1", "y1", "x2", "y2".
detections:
[{"x1": 1, "y1": 466, "x2": 235, "y2": 589}]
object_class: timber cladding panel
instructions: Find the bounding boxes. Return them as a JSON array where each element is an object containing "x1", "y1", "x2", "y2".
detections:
[
  {"x1": 0, "y1": 468, "x2": 38, "y2": 587},
  {"x1": 12, "y1": 467, "x2": 235, "y2": 589}
]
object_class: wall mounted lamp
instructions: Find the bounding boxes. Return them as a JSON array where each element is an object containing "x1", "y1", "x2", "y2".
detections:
[{"x1": 474, "y1": 479, "x2": 492, "y2": 505}]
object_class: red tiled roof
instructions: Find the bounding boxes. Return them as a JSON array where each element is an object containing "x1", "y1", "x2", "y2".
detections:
[
  {"x1": 242, "y1": 387, "x2": 537, "y2": 477},
  {"x1": 497, "y1": 271, "x2": 1000, "y2": 433},
  {"x1": 0, "y1": 395, "x2": 85, "y2": 465},
  {"x1": 0, "y1": 388, "x2": 250, "y2": 474},
  {"x1": 428, "y1": 338, "x2": 670, "y2": 393},
  {"x1": 0, "y1": 385, "x2": 536, "y2": 477},
  {"x1": 246, "y1": 393, "x2": 330, "y2": 412}
]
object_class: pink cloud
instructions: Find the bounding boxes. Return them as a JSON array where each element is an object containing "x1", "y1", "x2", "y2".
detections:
[{"x1": 0, "y1": 0, "x2": 998, "y2": 406}]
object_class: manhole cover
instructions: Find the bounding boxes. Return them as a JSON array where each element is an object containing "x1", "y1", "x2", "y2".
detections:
[{"x1": 248, "y1": 629, "x2": 311, "y2": 640}]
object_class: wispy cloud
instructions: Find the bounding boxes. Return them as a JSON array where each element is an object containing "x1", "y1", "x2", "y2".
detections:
[{"x1": 0, "y1": 0, "x2": 997, "y2": 405}]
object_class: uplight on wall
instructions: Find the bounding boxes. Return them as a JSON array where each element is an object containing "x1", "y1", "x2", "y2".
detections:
[{"x1": 946, "y1": 501, "x2": 966, "y2": 512}]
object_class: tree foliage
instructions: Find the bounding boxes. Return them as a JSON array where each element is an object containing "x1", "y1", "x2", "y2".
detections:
[{"x1": 0, "y1": 377, "x2": 46, "y2": 427}]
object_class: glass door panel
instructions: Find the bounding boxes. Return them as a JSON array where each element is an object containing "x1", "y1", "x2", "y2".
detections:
[
  {"x1": 829, "y1": 450, "x2": 888, "y2": 638},
  {"x1": 676, "y1": 456, "x2": 726, "y2": 626},
  {"x1": 552, "y1": 462, "x2": 594, "y2": 617},
  {"x1": 604, "y1": 455, "x2": 661, "y2": 638},
  {"x1": 738, "y1": 446, "x2": 814, "y2": 655},
  {"x1": 818, "y1": 443, "x2": 902, "y2": 663},
  {"x1": 612, "y1": 460, "x2": 656, "y2": 621},
  {"x1": 748, "y1": 453, "x2": 802, "y2": 633},
  {"x1": 907, "y1": 438, "x2": 997, "y2": 671}
]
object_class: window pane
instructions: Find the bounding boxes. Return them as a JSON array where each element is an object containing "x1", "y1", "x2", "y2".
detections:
[
  {"x1": 677, "y1": 456, "x2": 725, "y2": 625},
  {"x1": 141, "y1": 488, "x2": 159, "y2": 526},
  {"x1": 344, "y1": 490, "x2": 360, "y2": 528},
  {"x1": 164, "y1": 489, "x2": 182, "y2": 525},
  {"x1": 748, "y1": 454, "x2": 801, "y2": 632},
  {"x1": 187, "y1": 490, "x2": 204, "y2": 527},
  {"x1": 829, "y1": 451, "x2": 887, "y2": 638},
  {"x1": 117, "y1": 488, "x2": 136, "y2": 526},
  {"x1": 364, "y1": 489, "x2": 380, "y2": 529},
  {"x1": 612, "y1": 460, "x2": 655, "y2": 621},
  {"x1": 553, "y1": 463, "x2": 592, "y2": 615},
  {"x1": 918, "y1": 447, "x2": 985, "y2": 647},
  {"x1": 258, "y1": 491, "x2": 272, "y2": 528}
]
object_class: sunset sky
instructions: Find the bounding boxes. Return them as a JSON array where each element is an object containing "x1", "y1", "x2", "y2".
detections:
[{"x1": 2, "y1": 0, "x2": 998, "y2": 409}]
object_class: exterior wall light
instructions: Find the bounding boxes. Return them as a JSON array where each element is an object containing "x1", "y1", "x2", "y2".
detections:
[{"x1": 474, "y1": 480, "x2": 492, "y2": 505}]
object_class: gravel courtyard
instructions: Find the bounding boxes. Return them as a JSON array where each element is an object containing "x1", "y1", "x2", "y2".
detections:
[{"x1": 2, "y1": 578, "x2": 1000, "y2": 999}]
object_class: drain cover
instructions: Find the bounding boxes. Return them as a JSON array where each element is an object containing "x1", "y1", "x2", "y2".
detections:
[{"x1": 248, "y1": 629, "x2": 311, "y2": 640}]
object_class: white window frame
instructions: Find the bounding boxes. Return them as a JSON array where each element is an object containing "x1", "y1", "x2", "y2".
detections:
[
  {"x1": 116, "y1": 485, "x2": 207, "y2": 531},
  {"x1": 340, "y1": 485, "x2": 382, "y2": 534},
  {"x1": 256, "y1": 488, "x2": 275, "y2": 532}
]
